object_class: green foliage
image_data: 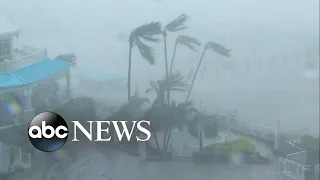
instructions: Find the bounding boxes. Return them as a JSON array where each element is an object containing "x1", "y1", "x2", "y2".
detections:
[
  {"x1": 145, "y1": 72, "x2": 188, "y2": 95},
  {"x1": 229, "y1": 138, "x2": 255, "y2": 155},
  {"x1": 204, "y1": 138, "x2": 255, "y2": 155},
  {"x1": 298, "y1": 135, "x2": 319, "y2": 151}
]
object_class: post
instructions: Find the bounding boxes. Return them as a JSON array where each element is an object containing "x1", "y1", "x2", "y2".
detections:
[
  {"x1": 28, "y1": 153, "x2": 31, "y2": 167},
  {"x1": 66, "y1": 70, "x2": 71, "y2": 99},
  {"x1": 138, "y1": 140, "x2": 147, "y2": 161},
  {"x1": 24, "y1": 88, "x2": 34, "y2": 123},
  {"x1": 274, "y1": 120, "x2": 280, "y2": 150},
  {"x1": 19, "y1": 148, "x2": 22, "y2": 162}
]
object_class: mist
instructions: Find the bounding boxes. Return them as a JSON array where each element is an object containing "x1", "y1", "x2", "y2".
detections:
[{"x1": 1, "y1": 0, "x2": 318, "y2": 133}]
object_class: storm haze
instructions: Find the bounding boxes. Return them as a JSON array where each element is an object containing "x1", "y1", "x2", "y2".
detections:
[{"x1": 1, "y1": 0, "x2": 318, "y2": 135}]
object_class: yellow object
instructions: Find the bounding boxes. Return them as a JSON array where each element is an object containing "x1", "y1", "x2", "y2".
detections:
[{"x1": 229, "y1": 138, "x2": 255, "y2": 154}]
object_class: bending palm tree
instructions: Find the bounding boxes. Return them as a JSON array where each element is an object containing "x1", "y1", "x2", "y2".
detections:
[
  {"x1": 169, "y1": 35, "x2": 201, "y2": 75},
  {"x1": 162, "y1": 14, "x2": 189, "y2": 103},
  {"x1": 186, "y1": 42, "x2": 231, "y2": 101},
  {"x1": 128, "y1": 22, "x2": 162, "y2": 102}
]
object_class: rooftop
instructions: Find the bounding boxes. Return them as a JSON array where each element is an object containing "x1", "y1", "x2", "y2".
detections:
[
  {"x1": 0, "y1": 13, "x2": 21, "y2": 37},
  {"x1": 0, "y1": 59, "x2": 72, "y2": 89}
]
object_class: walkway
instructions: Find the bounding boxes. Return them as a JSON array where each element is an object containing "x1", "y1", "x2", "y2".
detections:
[{"x1": 9, "y1": 143, "x2": 278, "y2": 180}]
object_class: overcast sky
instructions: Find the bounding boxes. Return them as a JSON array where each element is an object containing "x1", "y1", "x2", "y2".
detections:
[{"x1": 0, "y1": 0, "x2": 319, "y2": 134}]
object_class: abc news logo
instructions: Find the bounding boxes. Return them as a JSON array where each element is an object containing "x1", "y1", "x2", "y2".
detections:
[{"x1": 28, "y1": 112, "x2": 151, "y2": 152}]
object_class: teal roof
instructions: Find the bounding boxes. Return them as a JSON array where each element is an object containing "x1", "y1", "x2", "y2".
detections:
[{"x1": 0, "y1": 59, "x2": 72, "y2": 89}]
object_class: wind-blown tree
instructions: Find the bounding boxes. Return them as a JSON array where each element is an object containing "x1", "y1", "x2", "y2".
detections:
[
  {"x1": 145, "y1": 73, "x2": 190, "y2": 153},
  {"x1": 186, "y1": 42, "x2": 231, "y2": 101},
  {"x1": 145, "y1": 72, "x2": 188, "y2": 105},
  {"x1": 169, "y1": 35, "x2": 202, "y2": 75},
  {"x1": 162, "y1": 14, "x2": 189, "y2": 103},
  {"x1": 127, "y1": 22, "x2": 162, "y2": 102},
  {"x1": 107, "y1": 93, "x2": 150, "y2": 145},
  {"x1": 167, "y1": 35, "x2": 201, "y2": 102}
]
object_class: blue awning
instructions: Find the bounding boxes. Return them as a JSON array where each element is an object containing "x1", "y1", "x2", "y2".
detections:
[{"x1": 0, "y1": 59, "x2": 72, "y2": 89}]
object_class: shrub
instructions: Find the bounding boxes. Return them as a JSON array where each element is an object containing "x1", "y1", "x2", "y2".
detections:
[{"x1": 229, "y1": 138, "x2": 255, "y2": 155}]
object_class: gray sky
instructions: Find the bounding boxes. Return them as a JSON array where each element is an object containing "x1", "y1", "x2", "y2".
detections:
[{"x1": 0, "y1": 0, "x2": 319, "y2": 134}]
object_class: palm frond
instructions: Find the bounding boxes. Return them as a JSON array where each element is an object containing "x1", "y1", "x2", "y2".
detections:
[
  {"x1": 129, "y1": 22, "x2": 162, "y2": 64},
  {"x1": 165, "y1": 72, "x2": 188, "y2": 91},
  {"x1": 165, "y1": 14, "x2": 189, "y2": 32},
  {"x1": 132, "y1": 22, "x2": 162, "y2": 38},
  {"x1": 173, "y1": 35, "x2": 202, "y2": 52},
  {"x1": 205, "y1": 42, "x2": 231, "y2": 57},
  {"x1": 135, "y1": 39, "x2": 156, "y2": 64},
  {"x1": 140, "y1": 35, "x2": 161, "y2": 43}
]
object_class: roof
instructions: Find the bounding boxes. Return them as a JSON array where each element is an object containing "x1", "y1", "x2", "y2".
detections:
[
  {"x1": 0, "y1": 13, "x2": 21, "y2": 37},
  {"x1": 0, "y1": 59, "x2": 72, "y2": 89}
]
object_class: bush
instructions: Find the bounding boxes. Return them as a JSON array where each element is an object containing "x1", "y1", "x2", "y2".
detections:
[
  {"x1": 229, "y1": 138, "x2": 255, "y2": 155},
  {"x1": 204, "y1": 138, "x2": 255, "y2": 156}
]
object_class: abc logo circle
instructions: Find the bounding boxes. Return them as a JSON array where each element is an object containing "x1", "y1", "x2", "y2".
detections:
[{"x1": 28, "y1": 112, "x2": 68, "y2": 152}]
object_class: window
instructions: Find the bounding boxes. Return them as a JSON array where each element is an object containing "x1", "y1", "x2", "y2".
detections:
[{"x1": 0, "y1": 40, "x2": 10, "y2": 61}]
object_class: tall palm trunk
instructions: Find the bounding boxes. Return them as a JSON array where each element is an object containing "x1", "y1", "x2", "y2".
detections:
[
  {"x1": 186, "y1": 48, "x2": 206, "y2": 101},
  {"x1": 167, "y1": 39, "x2": 179, "y2": 107},
  {"x1": 128, "y1": 45, "x2": 133, "y2": 102},
  {"x1": 153, "y1": 131, "x2": 162, "y2": 159},
  {"x1": 169, "y1": 40, "x2": 179, "y2": 75},
  {"x1": 163, "y1": 31, "x2": 169, "y2": 104}
]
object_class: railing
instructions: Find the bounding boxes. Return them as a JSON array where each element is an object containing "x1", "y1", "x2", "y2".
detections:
[
  {"x1": 287, "y1": 151, "x2": 307, "y2": 165},
  {"x1": 215, "y1": 113, "x2": 275, "y2": 142},
  {"x1": 0, "y1": 48, "x2": 46, "y2": 72},
  {"x1": 19, "y1": 149, "x2": 31, "y2": 168},
  {"x1": 0, "y1": 142, "x2": 10, "y2": 173},
  {"x1": 279, "y1": 157, "x2": 305, "y2": 180},
  {"x1": 0, "y1": 142, "x2": 31, "y2": 173},
  {"x1": 315, "y1": 164, "x2": 319, "y2": 180}
]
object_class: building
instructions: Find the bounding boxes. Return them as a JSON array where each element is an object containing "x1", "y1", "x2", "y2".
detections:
[{"x1": 0, "y1": 13, "x2": 73, "y2": 127}]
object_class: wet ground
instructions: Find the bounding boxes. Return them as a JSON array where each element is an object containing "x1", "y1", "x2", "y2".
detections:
[
  {"x1": 8, "y1": 130, "x2": 280, "y2": 180},
  {"x1": 9, "y1": 144, "x2": 278, "y2": 180}
]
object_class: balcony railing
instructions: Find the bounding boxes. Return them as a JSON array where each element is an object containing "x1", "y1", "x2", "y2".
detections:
[{"x1": 0, "y1": 46, "x2": 47, "y2": 73}]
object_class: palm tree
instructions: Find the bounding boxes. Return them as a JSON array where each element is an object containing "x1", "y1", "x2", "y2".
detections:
[
  {"x1": 186, "y1": 42, "x2": 231, "y2": 101},
  {"x1": 169, "y1": 35, "x2": 201, "y2": 75},
  {"x1": 162, "y1": 14, "x2": 189, "y2": 103},
  {"x1": 127, "y1": 22, "x2": 162, "y2": 102},
  {"x1": 167, "y1": 35, "x2": 201, "y2": 103},
  {"x1": 145, "y1": 73, "x2": 189, "y2": 153},
  {"x1": 145, "y1": 72, "x2": 188, "y2": 105}
]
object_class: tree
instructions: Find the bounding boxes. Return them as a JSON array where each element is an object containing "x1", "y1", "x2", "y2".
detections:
[
  {"x1": 145, "y1": 72, "x2": 188, "y2": 105},
  {"x1": 162, "y1": 14, "x2": 189, "y2": 103},
  {"x1": 127, "y1": 22, "x2": 162, "y2": 102},
  {"x1": 145, "y1": 73, "x2": 192, "y2": 154},
  {"x1": 169, "y1": 35, "x2": 202, "y2": 75},
  {"x1": 167, "y1": 35, "x2": 201, "y2": 103},
  {"x1": 186, "y1": 42, "x2": 231, "y2": 101}
]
